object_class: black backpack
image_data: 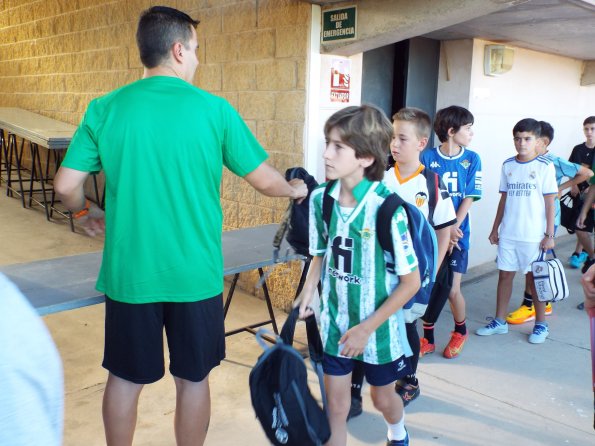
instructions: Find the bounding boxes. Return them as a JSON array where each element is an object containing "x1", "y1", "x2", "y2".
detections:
[
  {"x1": 249, "y1": 307, "x2": 331, "y2": 446},
  {"x1": 273, "y1": 168, "x2": 319, "y2": 260}
]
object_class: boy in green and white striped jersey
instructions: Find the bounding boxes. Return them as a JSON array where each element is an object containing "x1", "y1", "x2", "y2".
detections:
[{"x1": 296, "y1": 105, "x2": 420, "y2": 446}]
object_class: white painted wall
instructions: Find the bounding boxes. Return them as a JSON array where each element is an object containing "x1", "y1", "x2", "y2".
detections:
[
  {"x1": 305, "y1": 2, "x2": 364, "y2": 182},
  {"x1": 438, "y1": 39, "x2": 595, "y2": 268}
]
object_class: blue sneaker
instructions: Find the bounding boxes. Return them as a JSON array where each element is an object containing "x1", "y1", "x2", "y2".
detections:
[
  {"x1": 570, "y1": 252, "x2": 588, "y2": 268},
  {"x1": 475, "y1": 318, "x2": 508, "y2": 336},
  {"x1": 528, "y1": 323, "x2": 549, "y2": 344},
  {"x1": 387, "y1": 429, "x2": 409, "y2": 446}
]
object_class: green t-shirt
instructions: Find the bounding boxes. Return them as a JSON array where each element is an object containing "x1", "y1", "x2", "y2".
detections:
[
  {"x1": 62, "y1": 76, "x2": 268, "y2": 303},
  {"x1": 309, "y1": 179, "x2": 418, "y2": 364}
]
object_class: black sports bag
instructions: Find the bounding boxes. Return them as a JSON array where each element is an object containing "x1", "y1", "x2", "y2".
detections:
[{"x1": 249, "y1": 307, "x2": 330, "y2": 445}]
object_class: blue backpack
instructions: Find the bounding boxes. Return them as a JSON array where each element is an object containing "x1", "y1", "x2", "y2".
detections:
[{"x1": 322, "y1": 180, "x2": 438, "y2": 323}]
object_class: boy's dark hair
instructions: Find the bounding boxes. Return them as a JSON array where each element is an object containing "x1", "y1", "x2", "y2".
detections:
[
  {"x1": 392, "y1": 107, "x2": 432, "y2": 141},
  {"x1": 324, "y1": 105, "x2": 392, "y2": 181},
  {"x1": 433, "y1": 106, "x2": 474, "y2": 143},
  {"x1": 584, "y1": 116, "x2": 595, "y2": 126},
  {"x1": 136, "y1": 6, "x2": 199, "y2": 68},
  {"x1": 513, "y1": 118, "x2": 541, "y2": 137},
  {"x1": 538, "y1": 121, "x2": 554, "y2": 144}
]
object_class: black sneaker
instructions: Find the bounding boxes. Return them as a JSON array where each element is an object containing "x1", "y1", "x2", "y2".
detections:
[
  {"x1": 395, "y1": 379, "x2": 420, "y2": 406},
  {"x1": 582, "y1": 257, "x2": 595, "y2": 274},
  {"x1": 577, "y1": 301, "x2": 585, "y2": 310},
  {"x1": 347, "y1": 396, "x2": 362, "y2": 420}
]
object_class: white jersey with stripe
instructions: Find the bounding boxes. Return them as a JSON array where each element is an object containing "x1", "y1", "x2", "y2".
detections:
[
  {"x1": 498, "y1": 155, "x2": 558, "y2": 242},
  {"x1": 309, "y1": 179, "x2": 418, "y2": 365},
  {"x1": 383, "y1": 164, "x2": 457, "y2": 230}
]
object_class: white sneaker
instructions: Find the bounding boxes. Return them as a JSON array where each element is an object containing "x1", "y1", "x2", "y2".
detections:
[
  {"x1": 528, "y1": 323, "x2": 549, "y2": 344},
  {"x1": 475, "y1": 318, "x2": 508, "y2": 336}
]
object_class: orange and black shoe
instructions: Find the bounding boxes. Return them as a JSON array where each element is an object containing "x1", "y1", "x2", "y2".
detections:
[
  {"x1": 443, "y1": 331, "x2": 468, "y2": 359},
  {"x1": 419, "y1": 337, "x2": 435, "y2": 357},
  {"x1": 395, "y1": 379, "x2": 420, "y2": 406}
]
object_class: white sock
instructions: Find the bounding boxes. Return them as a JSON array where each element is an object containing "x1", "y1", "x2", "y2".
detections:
[{"x1": 386, "y1": 414, "x2": 406, "y2": 441}]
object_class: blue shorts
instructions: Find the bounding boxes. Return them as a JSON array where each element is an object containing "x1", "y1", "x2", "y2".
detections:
[
  {"x1": 322, "y1": 353, "x2": 411, "y2": 387},
  {"x1": 449, "y1": 247, "x2": 468, "y2": 274}
]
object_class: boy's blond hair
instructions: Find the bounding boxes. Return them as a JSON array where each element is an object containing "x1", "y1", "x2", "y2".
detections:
[
  {"x1": 392, "y1": 107, "x2": 431, "y2": 141},
  {"x1": 324, "y1": 105, "x2": 392, "y2": 181}
]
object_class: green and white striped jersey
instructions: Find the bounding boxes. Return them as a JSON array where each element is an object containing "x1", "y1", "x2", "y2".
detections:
[{"x1": 309, "y1": 179, "x2": 418, "y2": 364}]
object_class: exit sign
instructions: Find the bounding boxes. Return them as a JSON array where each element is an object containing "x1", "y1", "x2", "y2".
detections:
[{"x1": 322, "y1": 6, "x2": 356, "y2": 42}]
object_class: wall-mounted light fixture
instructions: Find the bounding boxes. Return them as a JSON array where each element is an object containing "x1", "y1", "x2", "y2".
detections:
[{"x1": 484, "y1": 45, "x2": 514, "y2": 76}]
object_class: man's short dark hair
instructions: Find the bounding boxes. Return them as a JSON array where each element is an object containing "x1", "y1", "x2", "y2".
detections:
[
  {"x1": 513, "y1": 118, "x2": 541, "y2": 137},
  {"x1": 136, "y1": 6, "x2": 199, "y2": 68},
  {"x1": 539, "y1": 121, "x2": 554, "y2": 143},
  {"x1": 584, "y1": 116, "x2": 595, "y2": 126},
  {"x1": 433, "y1": 106, "x2": 474, "y2": 143},
  {"x1": 324, "y1": 105, "x2": 392, "y2": 181}
]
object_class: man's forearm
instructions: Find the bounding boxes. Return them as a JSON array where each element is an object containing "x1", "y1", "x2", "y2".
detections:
[
  {"x1": 54, "y1": 167, "x2": 89, "y2": 210},
  {"x1": 244, "y1": 162, "x2": 303, "y2": 199}
]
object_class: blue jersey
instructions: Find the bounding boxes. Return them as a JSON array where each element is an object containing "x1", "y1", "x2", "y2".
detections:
[{"x1": 420, "y1": 147, "x2": 482, "y2": 250}]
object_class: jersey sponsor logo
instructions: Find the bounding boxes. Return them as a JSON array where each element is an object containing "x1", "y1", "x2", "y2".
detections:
[
  {"x1": 429, "y1": 161, "x2": 440, "y2": 169},
  {"x1": 475, "y1": 172, "x2": 482, "y2": 190},
  {"x1": 329, "y1": 236, "x2": 363, "y2": 284},
  {"x1": 460, "y1": 159, "x2": 470, "y2": 169},
  {"x1": 442, "y1": 171, "x2": 458, "y2": 193},
  {"x1": 327, "y1": 267, "x2": 363, "y2": 284},
  {"x1": 331, "y1": 236, "x2": 353, "y2": 273},
  {"x1": 507, "y1": 181, "x2": 536, "y2": 197},
  {"x1": 415, "y1": 191, "x2": 428, "y2": 207}
]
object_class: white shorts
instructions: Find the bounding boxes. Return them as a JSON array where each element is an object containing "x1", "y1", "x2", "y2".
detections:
[{"x1": 497, "y1": 238, "x2": 541, "y2": 273}]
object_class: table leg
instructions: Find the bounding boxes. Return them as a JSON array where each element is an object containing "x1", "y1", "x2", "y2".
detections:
[
  {"x1": 259, "y1": 267, "x2": 279, "y2": 335},
  {"x1": 223, "y1": 273, "x2": 240, "y2": 318},
  {"x1": 28, "y1": 142, "x2": 50, "y2": 220},
  {"x1": 223, "y1": 269, "x2": 279, "y2": 342}
]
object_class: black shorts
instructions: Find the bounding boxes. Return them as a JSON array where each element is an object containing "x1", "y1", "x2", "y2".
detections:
[
  {"x1": 575, "y1": 208, "x2": 595, "y2": 232},
  {"x1": 102, "y1": 294, "x2": 225, "y2": 384},
  {"x1": 563, "y1": 194, "x2": 594, "y2": 233}
]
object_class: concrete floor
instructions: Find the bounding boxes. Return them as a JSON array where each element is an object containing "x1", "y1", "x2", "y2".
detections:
[{"x1": 3, "y1": 191, "x2": 595, "y2": 445}]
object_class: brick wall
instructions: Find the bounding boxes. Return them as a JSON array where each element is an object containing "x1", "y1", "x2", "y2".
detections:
[{"x1": 0, "y1": 0, "x2": 312, "y2": 309}]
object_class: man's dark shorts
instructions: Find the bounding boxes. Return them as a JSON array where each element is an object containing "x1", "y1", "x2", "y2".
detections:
[{"x1": 103, "y1": 294, "x2": 225, "y2": 384}]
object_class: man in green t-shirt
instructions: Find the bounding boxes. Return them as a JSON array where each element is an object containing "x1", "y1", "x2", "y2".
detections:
[{"x1": 54, "y1": 6, "x2": 306, "y2": 446}]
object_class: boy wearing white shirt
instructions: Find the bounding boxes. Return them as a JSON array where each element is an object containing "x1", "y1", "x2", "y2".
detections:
[{"x1": 478, "y1": 119, "x2": 557, "y2": 344}]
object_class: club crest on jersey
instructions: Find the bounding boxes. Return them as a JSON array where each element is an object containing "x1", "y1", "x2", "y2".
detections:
[
  {"x1": 460, "y1": 159, "x2": 470, "y2": 169},
  {"x1": 415, "y1": 192, "x2": 428, "y2": 207},
  {"x1": 359, "y1": 228, "x2": 373, "y2": 240}
]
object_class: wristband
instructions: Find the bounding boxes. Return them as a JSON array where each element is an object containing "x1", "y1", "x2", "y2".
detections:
[
  {"x1": 543, "y1": 232, "x2": 555, "y2": 239},
  {"x1": 73, "y1": 199, "x2": 90, "y2": 219}
]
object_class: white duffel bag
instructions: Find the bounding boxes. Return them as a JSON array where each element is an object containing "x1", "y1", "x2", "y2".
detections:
[{"x1": 531, "y1": 250, "x2": 569, "y2": 303}]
